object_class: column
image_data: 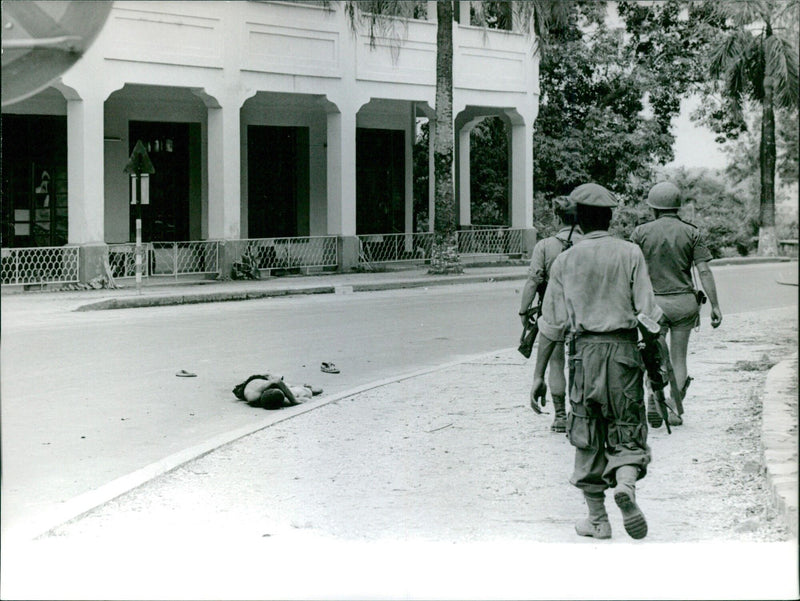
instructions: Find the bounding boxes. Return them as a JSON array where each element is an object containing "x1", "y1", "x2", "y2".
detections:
[
  {"x1": 458, "y1": 1, "x2": 471, "y2": 25},
  {"x1": 509, "y1": 119, "x2": 533, "y2": 228},
  {"x1": 327, "y1": 104, "x2": 358, "y2": 270},
  {"x1": 405, "y1": 104, "x2": 415, "y2": 238},
  {"x1": 67, "y1": 91, "x2": 105, "y2": 244},
  {"x1": 326, "y1": 106, "x2": 357, "y2": 237},
  {"x1": 207, "y1": 97, "x2": 241, "y2": 240},
  {"x1": 457, "y1": 118, "x2": 483, "y2": 227},
  {"x1": 427, "y1": 1, "x2": 437, "y2": 21}
]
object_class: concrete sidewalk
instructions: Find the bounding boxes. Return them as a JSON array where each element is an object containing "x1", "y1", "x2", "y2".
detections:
[{"x1": 1, "y1": 256, "x2": 793, "y2": 314}]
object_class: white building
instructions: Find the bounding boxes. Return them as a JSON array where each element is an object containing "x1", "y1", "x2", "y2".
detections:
[{"x1": 1, "y1": 1, "x2": 539, "y2": 284}]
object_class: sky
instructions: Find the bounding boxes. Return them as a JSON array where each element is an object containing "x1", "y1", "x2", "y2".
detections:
[
  {"x1": 666, "y1": 96, "x2": 729, "y2": 170},
  {"x1": 603, "y1": 2, "x2": 729, "y2": 171}
]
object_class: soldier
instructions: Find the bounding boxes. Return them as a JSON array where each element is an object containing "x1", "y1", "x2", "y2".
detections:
[
  {"x1": 519, "y1": 197, "x2": 582, "y2": 432},
  {"x1": 631, "y1": 182, "x2": 723, "y2": 427},
  {"x1": 532, "y1": 183, "x2": 663, "y2": 540}
]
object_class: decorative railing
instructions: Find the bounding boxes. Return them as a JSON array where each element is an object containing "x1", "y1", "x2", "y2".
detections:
[
  {"x1": 2, "y1": 228, "x2": 524, "y2": 285},
  {"x1": 1, "y1": 246, "x2": 80, "y2": 285},
  {"x1": 107, "y1": 241, "x2": 219, "y2": 279},
  {"x1": 457, "y1": 227, "x2": 524, "y2": 256},
  {"x1": 231, "y1": 235, "x2": 338, "y2": 271},
  {"x1": 357, "y1": 232, "x2": 434, "y2": 266},
  {"x1": 107, "y1": 243, "x2": 150, "y2": 278}
]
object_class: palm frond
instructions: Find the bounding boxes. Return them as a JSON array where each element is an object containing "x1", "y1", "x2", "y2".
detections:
[
  {"x1": 767, "y1": 31, "x2": 800, "y2": 108},
  {"x1": 732, "y1": 0, "x2": 772, "y2": 27},
  {"x1": 511, "y1": 0, "x2": 574, "y2": 56},
  {"x1": 708, "y1": 30, "x2": 748, "y2": 78},
  {"x1": 344, "y1": 0, "x2": 419, "y2": 50}
]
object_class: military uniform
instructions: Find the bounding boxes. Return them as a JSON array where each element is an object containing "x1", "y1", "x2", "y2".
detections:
[
  {"x1": 526, "y1": 226, "x2": 583, "y2": 290},
  {"x1": 539, "y1": 230, "x2": 663, "y2": 488},
  {"x1": 631, "y1": 214, "x2": 712, "y2": 330},
  {"x1": 535, "y1": 183, "x2": 662, "y2": 540},
  {"x1": 523, "y1": 205, "x2": 582, "y2": 432}
]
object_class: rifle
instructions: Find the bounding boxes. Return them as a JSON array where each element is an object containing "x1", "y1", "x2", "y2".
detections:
[
  {"x1": 518, "y1": 227, "x2": 575, "y2": 359},
  {"x1": 567, "y1": 332, "x2": 578, "y2": 402},
  {"x1": 518, "y1": 289, "x2": 543, "y2": 359},
  {"x1": 636, "y1": 313, "x2": 681, "y2": 434}
]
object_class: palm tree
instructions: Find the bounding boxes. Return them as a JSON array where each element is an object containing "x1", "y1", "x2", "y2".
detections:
[
  {"x1": 346, "y1": 1, "x2": 567, "y2": 274},
  {"x1": 708, "y1": 0, "x2": 799, "y2": 256}
]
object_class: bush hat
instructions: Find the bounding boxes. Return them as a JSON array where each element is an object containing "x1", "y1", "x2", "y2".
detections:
[
  {"x1": 569, "y1": 183, "x2": 618, "y2": 207},
  {"x1": 647, "y1": 181, "x2": 682, "y2": 210}
]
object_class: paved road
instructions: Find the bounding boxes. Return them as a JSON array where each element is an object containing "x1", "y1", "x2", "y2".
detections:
[{"x1": 1, "y1": 262, "x2": 796, "y2": 539}]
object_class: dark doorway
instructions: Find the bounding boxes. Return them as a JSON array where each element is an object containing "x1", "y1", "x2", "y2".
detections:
[
  {"x1": 247, "y1": 125, "x2": 309, "y2": 239},
  {"x1": 357, "y1": 128, "x2": 405, "y2": 235},
  {"x1": 1, "y1": 114, "x2": 68, "y2": 248},
  {"x1": 128, "y1": 121, "x2": 190, "y2": 242}
]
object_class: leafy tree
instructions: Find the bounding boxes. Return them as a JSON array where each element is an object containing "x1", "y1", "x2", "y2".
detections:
[
  {"x1": 469, "y1": 117, "x2": 508, "y2": 226},
  {"x1": 532, "y1": 0, "x2": 719, "y2": 211},
  {"x1": 707, "y1": 0, "x2": 799, "y2": 255}
]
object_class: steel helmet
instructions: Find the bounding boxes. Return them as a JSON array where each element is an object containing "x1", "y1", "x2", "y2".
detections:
[
  {"x1": 647, "y1": 182, "x2": 682, "y2": 210},
  {"x1": 553, "y1": 196, "x2": 577, "y2": 221}
]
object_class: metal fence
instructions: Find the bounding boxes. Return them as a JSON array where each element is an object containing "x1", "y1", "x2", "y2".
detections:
[
  {"x1": 107, "y1": 241, "x2": 219, "y2": 279},
  {"x1": 3, "y1": 228, "x2": 523, "y2": 285},
  {"x1": 1, "y1": 245, "x2": 80, "y2": 285},
  {"x1": 107, "y1": 243, "x2": 149, "y2": 278},
  {"x1": 233, "y1": 236, "x2": 338, "y2": 271},
  {"x1": 457, "y1": 227, "x2": 524, "y2": 256},
  {"x1": 357, "y1": 232, "x2": 434, "y2": 266},
  {"x1": 150, "y1": 241, "x2": 219, "y2": 277}
]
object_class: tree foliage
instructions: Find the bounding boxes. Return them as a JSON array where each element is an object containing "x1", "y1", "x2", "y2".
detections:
[
  {"x1": 705, "y1": 0, "x2": 799, "y2": 255},
  {"x1": 532, "y1": 0, "x2": 718, "y2": 207}
]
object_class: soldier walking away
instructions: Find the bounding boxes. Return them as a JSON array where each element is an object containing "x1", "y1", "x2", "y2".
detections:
[
  {"x1": 519, "y1": 197, "x2": 582, "y2": 432},
  {"x1": 531, "y1": 183, "x2": 664, "y2": 540},
  {"x1": 631, "y1": 182, "x2": 723, "y2": 427}
]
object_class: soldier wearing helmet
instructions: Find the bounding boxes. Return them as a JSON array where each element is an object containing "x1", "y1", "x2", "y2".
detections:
[
  {"x1": 519, "y1": 196, "x2": 582, "y2": 433},
  {"x1": 631, "y1": 182, "x2": 722, "y2": 428},
  {"x1": 532, "y1": 183, "x2": 663, "y2": 540}
]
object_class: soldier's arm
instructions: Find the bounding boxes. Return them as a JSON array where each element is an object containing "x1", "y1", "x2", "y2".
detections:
[
  {"x1": 519, "y1": 242, "x2": 546, "y2": 318},
  {"x1": 631, "y1": 246, "x2": 664, "y2": 324},
  {"x1": 696, "y1": 261, "x2": 722, "y2": 328}
]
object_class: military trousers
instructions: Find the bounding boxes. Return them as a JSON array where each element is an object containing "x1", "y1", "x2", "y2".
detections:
[{"x1": 567, "y1": 331, "x2": 652, "y2": 494}]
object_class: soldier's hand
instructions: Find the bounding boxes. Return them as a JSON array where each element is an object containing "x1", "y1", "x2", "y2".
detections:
[
  {"x1": 520, "y1": 312, "x2": 529, "y2": 327},
  {"x1": 710, "y1": 306, "x2": 722, "y2": 328},
  {"x1": 530, "y1": 377, "x2": 547, "y2": 414}
]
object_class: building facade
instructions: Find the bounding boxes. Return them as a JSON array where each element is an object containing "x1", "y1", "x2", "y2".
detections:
[{"x1": 1, "y1": 1, "x2": 539, "y2": 284}]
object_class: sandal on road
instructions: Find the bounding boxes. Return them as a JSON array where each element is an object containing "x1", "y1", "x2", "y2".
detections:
[
  {"x1": 176, "y1": 369, "x2": 197, "y2": 377},
  {"x1": 320, "y1": 362, "x2": 340, "y2": 374}
]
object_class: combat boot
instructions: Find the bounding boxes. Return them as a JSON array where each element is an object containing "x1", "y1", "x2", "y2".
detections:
[
  {"x1": 614, "y1": 465, "x2": 648, "y2": 539},
  {"x1": 668, "y1": 411, "x2": 683, "y2": 426},
  {"x1": 646, "y1": 395, "x2": 663, "y2": 428},
  {"x1": 551, "y1": 394, "x2": 567, "y2": 433},
  {"x1": 575, "y1": 491, "x2": 612, "y2": 539}
]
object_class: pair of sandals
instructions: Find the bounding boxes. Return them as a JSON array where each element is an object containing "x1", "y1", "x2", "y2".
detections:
[{"x1": 320, "y1": 361, "x2": 340, "y2": 374}]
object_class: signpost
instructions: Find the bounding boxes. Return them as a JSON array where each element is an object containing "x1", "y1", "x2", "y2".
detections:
[{"x1": 123, "y1": 140, "x2": 155, "y2": 294}]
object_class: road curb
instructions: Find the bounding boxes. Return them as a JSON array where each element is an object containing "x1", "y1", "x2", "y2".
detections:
[
  {"x1": 11, "y1": 348, "x2": 515, "y2": 543},
  {"x1": 73, "y1": 286, "x2": 336, "y2": 311},
  {"x1": 761, "y1": 353, "x2": 799, "y2": 539},
  {"x1": 73, "y1": 273, "x2": 527, "y2": 311}
]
